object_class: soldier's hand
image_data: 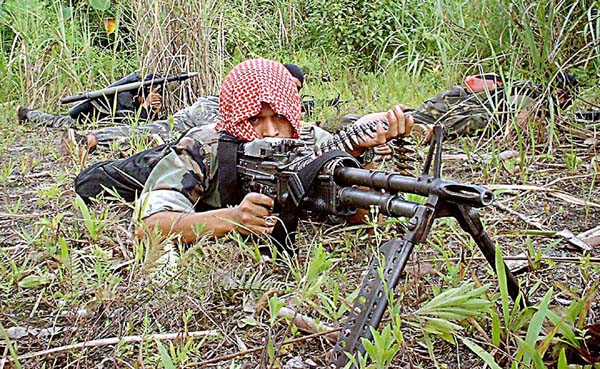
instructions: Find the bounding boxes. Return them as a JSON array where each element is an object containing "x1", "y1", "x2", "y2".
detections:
[
  {"x1": 353, "y1": 104, "x2": 414, "y2": 149},
  {"x1": 231, "y1": 192, "x2": 275, "y2": 235},
  {"x1": 373, "y1": 143, "x2": 393, "y2": 161},
  {"x1": 143, "y1": 87, "x2": 162, "y2": 114}
]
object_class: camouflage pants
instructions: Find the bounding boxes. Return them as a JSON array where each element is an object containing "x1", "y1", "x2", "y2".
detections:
[
  {"x1": 25, "y1": 110, "x2": 75, "y2": 128},
  {"x1": 412, "y1": 86, "x2": 495, "y2": 137},
  {"x1": 90, "y1": 118, "x2": 192, "y2": 152}
]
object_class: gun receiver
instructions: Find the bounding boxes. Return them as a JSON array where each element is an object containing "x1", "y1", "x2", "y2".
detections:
[{"x1": 60, "y1": 72, "x2": 198, "y2": 104}]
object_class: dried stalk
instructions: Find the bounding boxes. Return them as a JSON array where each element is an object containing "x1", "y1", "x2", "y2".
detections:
[
  {"x1": 1, "y1": 330, "x2": 218, "y2": 364},
  {"x1": 191, "y1": 328, "x2": 341, "y2": 367}
]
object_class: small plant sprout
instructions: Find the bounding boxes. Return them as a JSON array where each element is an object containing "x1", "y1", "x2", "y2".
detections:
[{"x1": 0, "y1": 158, "x2": 16, "y2": 185}]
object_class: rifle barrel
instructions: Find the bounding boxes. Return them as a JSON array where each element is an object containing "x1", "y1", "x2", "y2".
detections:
[
  {"x1": 335, "y1": 167, "x2": 493, "y2": 208},
  {"x1": 60, "y1": 72, "x2": 199, "y2": 104}
]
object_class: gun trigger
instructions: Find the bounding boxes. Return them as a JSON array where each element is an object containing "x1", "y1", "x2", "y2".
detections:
[{"x1": 287, "y1": 173, "x2": 305, "y2": 207}]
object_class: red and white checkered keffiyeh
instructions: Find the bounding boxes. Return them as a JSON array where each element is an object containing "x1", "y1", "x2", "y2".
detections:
[{"x1": 216, "y1": 59, "x2": 301, "y2": 141}]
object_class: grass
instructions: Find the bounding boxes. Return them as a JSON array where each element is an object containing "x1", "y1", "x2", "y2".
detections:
[{"x1": 0, "y1": 0, "x2": 599, "y2": 368}]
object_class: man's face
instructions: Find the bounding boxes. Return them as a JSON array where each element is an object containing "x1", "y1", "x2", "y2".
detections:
[{"x1": 249, "y1": 102, "x2": 294, "y2": 139}]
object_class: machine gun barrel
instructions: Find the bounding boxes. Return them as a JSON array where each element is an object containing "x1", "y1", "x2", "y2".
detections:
[
  {"x1": 60, "y1": 72, "x2": 198, "y2": 104},
  {"x1": 337, "y1": 188, "x2": 419, "y2": 218},
  {"x1": 334, "y1": 167, "x2": 494, "y2": 208}
]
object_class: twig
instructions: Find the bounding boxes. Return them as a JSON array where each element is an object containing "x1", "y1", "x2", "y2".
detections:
[
  {"x1": 24, "y1": 171, "x2": 52, "y2": 179},
  {"x1": 494, "y1": 202, "x2": 547, "y2": 230},
  {"x1": 0, "y1": 212, "x2": 50, "y2": 219},
  {"x1": 544, "y1": 173, "x2": 596, "y2": 188},
  {"x1": 277, "y1": 307, "x2": 339, "y2": 343},
  {"x1": 488, "y1": 184, "x2": 600, "y2": 208},
  {"x1": 190, "y1": 328, "x2": 342, "y2": 367},
  {"x1": 494, "y1": 202, "x2": 593, "y2": 250},
  {"x1": 2, "y1": 330, "x2": 218, "y2": 364},
  {"x1": 414, "y1": 255, "x2": 600, "y2": 264},
  {"x1": 1, "y1": 346, "x2": 7, "y2": 369}
]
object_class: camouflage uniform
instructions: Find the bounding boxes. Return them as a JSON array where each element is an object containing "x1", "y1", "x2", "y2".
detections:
[
  {"x1": 23, "y1": 90, "x2": 148, "y2": 128},
  {"x1": 22, "y1": 110, "x2": 76, "y2": 128},
  {"x1": 89, "y1": 95, "x2": 220, "y2": 152},
  {"x1": 136, "y1": 124, "x2": 333, "y2": 220},
  {"x1": 411, "y1": 83, "x2": 539, "y2": 136}
]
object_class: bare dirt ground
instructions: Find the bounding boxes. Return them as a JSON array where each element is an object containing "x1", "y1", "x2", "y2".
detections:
[{"x1": 1, "y1": 118, "x2": 599, "y2": 368}]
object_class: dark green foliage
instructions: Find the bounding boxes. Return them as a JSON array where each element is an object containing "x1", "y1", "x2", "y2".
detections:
[
  {"x1": 0, "y1": 0, "x2": 135, "y2": 105},
  {"x1": 220, "y1": 0, "x2": 303, "y2": 60},
  {"x1": 301, "y1": 0, "x2": 397, "y2": 69}
]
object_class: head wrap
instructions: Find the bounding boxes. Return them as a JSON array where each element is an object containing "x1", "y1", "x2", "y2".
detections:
[
  {"x1": 464, "y1": 73, "x2": 504, "y2": 93},
  {"x1": 284, "y1": 63, "x2": 305, "y2": 90},
  {"x1": 216, "y1": 59, "x2": 302, "y2": 141}
]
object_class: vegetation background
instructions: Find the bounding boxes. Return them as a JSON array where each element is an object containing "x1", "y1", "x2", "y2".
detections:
[{"x1": 0, "y1": 0, "x2": 599, "y2": 368}]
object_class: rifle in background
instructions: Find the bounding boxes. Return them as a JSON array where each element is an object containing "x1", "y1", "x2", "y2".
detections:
[
  {"x1": 301, "y1": 93, "x2": 345, "y2": 117},
  {"x1": 61, "y1": 72, "x2": 198, "y2": 121},
  {"x1": 60, "y1": 72, "x2": 198, "y2": 104}
]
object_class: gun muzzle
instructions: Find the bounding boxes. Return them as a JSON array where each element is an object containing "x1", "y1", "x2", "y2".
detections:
[{"x1": 335, "y1": 167, "x2": 494, "y2": 208}]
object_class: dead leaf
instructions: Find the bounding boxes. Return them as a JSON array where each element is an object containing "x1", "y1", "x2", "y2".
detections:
[
  {"x1": 556, "y1": 229, "x2": 593, "y2": 252},
  {"x1": 235, "y1": 334, "x2": 248, "y2": 351},
  {"x1": 505, "y1": 252, "x2": 529, "y2": 274},
  {"x1": 283, "y1": 356, "x2": 306, "y2": 369},
  {"x1": 499, "y1": 150, "x2": 519, "y2": 161},
  {"x1": 5, "y1": 326, "x2": 69, "y2": 340},
  {"x1": 577, "y1": 225, "x2": 600, "y2": 248},
  {"x1": 255, "y1": 288, "x2": 279, "y2": 313},
  {"x1": 304, "y1": 358, "x2": 318, "y2": 367}
]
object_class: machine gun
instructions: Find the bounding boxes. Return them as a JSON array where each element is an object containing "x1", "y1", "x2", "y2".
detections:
[{"x1": 236, "y1": 122, "x2": 527, "y2": 368}]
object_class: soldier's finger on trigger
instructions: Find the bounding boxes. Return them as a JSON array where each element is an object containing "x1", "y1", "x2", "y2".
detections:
[{"x1": 249, "y1": 192, "x2": 274, "y2": 208}]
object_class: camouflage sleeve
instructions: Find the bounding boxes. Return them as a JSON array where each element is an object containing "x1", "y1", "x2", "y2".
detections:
[
  {"x1": 172, "y1": 95, "x2": 220, "y2": 128},
  {"x1": 135, "y1": 131, "x2": 214, "y2": 220}
]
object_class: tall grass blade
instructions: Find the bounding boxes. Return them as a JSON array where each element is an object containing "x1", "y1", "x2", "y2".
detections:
[{"x1": 461, "y1": 337, "x2": 503, "y2": 369}]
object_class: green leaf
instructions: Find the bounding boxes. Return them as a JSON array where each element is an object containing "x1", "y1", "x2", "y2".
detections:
[
  {"x1": 461, "y1": 337, "x2": 503, "y2": 369},
  {"x1": 268, "y1": 295, "x2": 285, "y2": 325},
  {"x1": 61, "y1": 6, "x2": 73, "y2": 20},
  {"x1": 557, "y1": 347, "x2": 568, "y2": 369},
  {"x1": 156, "y1": 341, "x2": 176, "y2": 369},
  {"x1": 241, "y1": 317, "x2": 258, "y2": 326},
  {"x1": 73, "y1": 196, "x2": 98, "y2": 240},
  {"x1": 18, "y1": 275, "x2": 42, "y2": 288},
  {"x1": 90, "y1": 0, "x2": 110, "y2": 11},
  {"x1": 522, "y1": 288, "x2": 553, "y2": 366},
  {"x1": 491, "y1": 310, "x2": 502, "y2": 346},
  {"x1": 18, "y1": 273, "x2": 53, "y2": 288},
  {"x1": 495, "y1": 246, "x2": 511, "y2": 325}
]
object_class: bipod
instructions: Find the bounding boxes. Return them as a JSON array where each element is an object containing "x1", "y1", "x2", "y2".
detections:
[{"x1": 329, "y1": 123, "x2": 528, "y2": 368}]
